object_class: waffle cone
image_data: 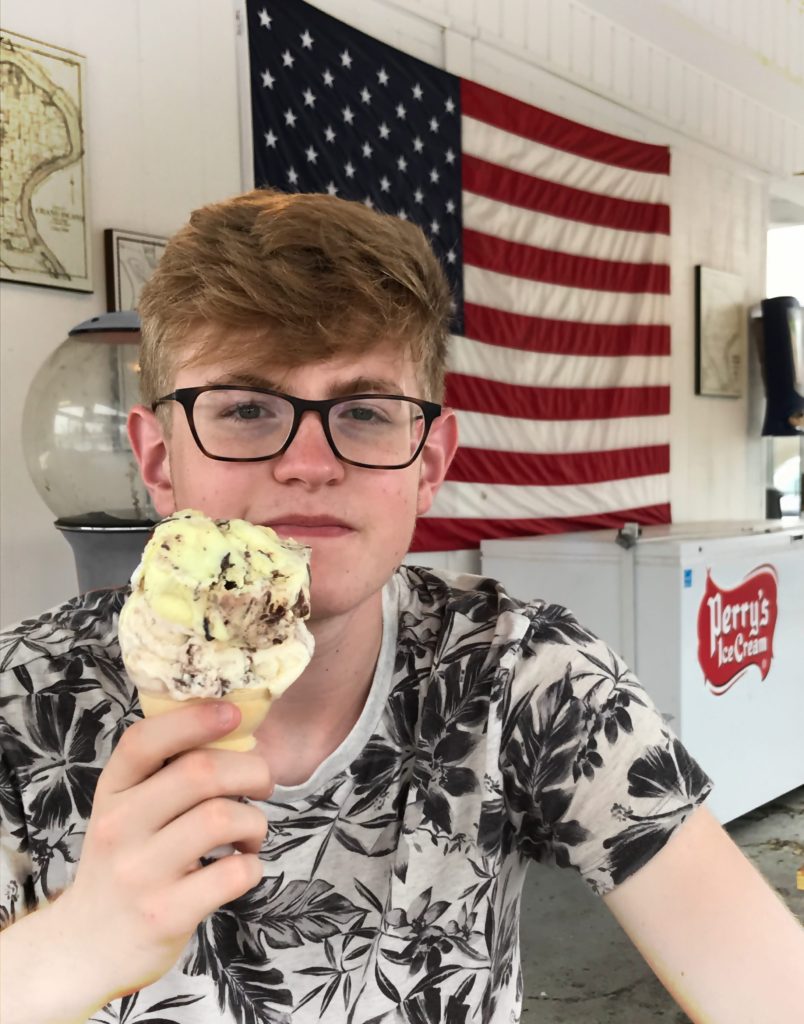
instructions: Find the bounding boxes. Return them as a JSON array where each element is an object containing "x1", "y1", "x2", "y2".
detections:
[{"x1": 137, "y1": 687, "x2": 273, "y2": 751}]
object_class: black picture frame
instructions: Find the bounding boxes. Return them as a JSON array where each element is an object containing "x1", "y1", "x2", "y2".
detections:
[
  {"x1": 104, "y1": 228, "x2": 168, "y2": 311},
  {"x1": 695, "y1": 265, "x2": 745, "y2": 398}
]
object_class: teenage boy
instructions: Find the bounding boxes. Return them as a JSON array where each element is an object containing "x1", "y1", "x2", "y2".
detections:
[{"x1": 1, "y1": 190, "x2": 802, "y2": 1024}]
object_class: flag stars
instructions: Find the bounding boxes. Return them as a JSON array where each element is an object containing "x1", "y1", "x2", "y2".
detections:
[
  {"x1": 326, "y1": 181, "x2": 338, "y2": 195},
  {"x1": 430, "y1": 219, "x2": 440, "y2": 234},
  {"x1": 300, "y1": 29, "x2": 314, "y2": 49},
  {"x1": 397, "y1": 155, "x2": 408, "y2": 172},
  {"x1": 364, "y1": 196, "x2": 374, "y2": 208},
  {"x1": 264, "y1": 130, "x2": 277, "y2": 148},
  {"x1": 398, "y1": 210, "x2": 408, "y2": 220},
  {"x1": 377, "y1": 67, "x2": 389, "y2": 85},
  {"x1": 342, "y1": 105, "x2": 355, "y2": 124},
  {"x1": 445, "y1": 96, "x2": 456, "y2": 113},
  {"x1": 446, "y1": 248, "x2": 457, "y2": 264},
  {"x1": 429, "y1": 168, "x2": 440, "y2": 183},
  {"x1": 281, "y1": 49, "x2": 295, "y2": 68},
  {"x1": 445, "y1": 148, "x2": 456, "y2": 164},
  {"x1": 446, "y1": 198, "x2": 456, "y2": 214},
  {"x1": 362, "y1": 141, "x2": 373, "y2": 158},
  {"x1": 322, "y1": 69, "x2": 334, "y2": 86},
  {"x1": 284, "y1": 109, "x2": 297, "y2": 127},
  {"x1": 261, "y1": 69, "x2": 275, "y2": 89},
  {"x1": 305, "y1": 145, "x2": 318, "y2": 164},
  {"x1": 395, "y1": 103, "x2": 407, "y2": 119},
  {"x1": 340, "y1": 49, "x2": 353, "y2": 68},
  {"x1": 287, "y1": 167, "x2": 299, "y2": 184},
  {"x1": 379, "y1": 176, "x2": 391, "y2": 192},
  {"x1": 323, "y1": 126, "x2": 336, "y2": 143},
  {"x1": 360, "y1": 87, "x2": 371, "y2": 104},
  {"x1": 258, "y1": 9, "x2": 271, "y2": 28},
  {"x1": 412, "y1": 136, "x2": 424, "y2": 153},
  {"x1": 412, "y1": 83, "x2": 423, "y2": 99},
  {"x1": 429, "y1": 116, "x2": 439, "y2": 132},
  {"x1": 378, "y1": 122, "x2": 390, "y2": 140},
  {"x1": 344, "y1": 160, "x2": 355, "y2": 178},
  {"x1": 414, "y1": 188, "x2": 424, "y2": 203},
  {"x1": 302, "y1": 87, "x2": 316, "y2": 108}
]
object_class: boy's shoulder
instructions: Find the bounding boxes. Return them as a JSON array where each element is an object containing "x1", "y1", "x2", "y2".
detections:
[
  {"x1": 396, "y1": 562, "x2": 599, "y2": 660},
  {"x1": 0, "y1": 588, "x2": 126, "y2": 680},
  {"x1": 397, "y1": 561, "x2": 550, "y2": 621}
]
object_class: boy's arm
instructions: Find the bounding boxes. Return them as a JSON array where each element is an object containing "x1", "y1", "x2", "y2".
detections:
[
  {"x1": 603, "y1": 804, "x2": 804, "y2": 1023},
  {"x1": 0, "y1": 702, "x2": 272, "y2": 1024}
]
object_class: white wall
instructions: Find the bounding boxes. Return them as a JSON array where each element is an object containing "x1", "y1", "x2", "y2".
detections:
[
  {"x1": 2, "y1": 0, "x2": 802, "y2": 624},
  {"x1": 0, "y1": 0, "x2": 243, "y2": 625}
]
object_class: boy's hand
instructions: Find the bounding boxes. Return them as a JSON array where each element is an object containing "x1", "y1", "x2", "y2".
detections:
[{"x1": 52, "y1": 700, "x2": 272, "y2": 1009}]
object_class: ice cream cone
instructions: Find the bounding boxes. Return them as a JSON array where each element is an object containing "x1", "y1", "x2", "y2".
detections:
[{"x1": 137, "y1": 686, "x2": 274, "y2": 751}]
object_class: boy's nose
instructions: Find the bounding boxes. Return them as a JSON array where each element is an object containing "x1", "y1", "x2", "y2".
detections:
[{"x1": 271, "y1": 411, "x2": 344, "y2": 484}]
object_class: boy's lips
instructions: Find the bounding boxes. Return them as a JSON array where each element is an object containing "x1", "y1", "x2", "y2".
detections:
[{"x1": 266, "y1": 516, "x2": 354, "y2": 538}]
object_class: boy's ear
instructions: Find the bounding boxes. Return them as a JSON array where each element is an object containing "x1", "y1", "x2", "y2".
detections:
[
  {"x1": 127, "y1": 405, "x2": 177, "y2": 517},
  {"x1": 416, "y1": 407, "x2": 459, "y2": 516}
]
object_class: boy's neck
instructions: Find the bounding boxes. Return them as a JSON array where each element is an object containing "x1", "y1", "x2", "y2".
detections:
[{"x1": 252, "y1": 589, "x2": 385, "y2": 788}]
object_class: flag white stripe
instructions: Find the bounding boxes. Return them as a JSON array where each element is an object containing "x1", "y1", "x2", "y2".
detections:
[
  {"x1": 462, "y1": 191, "x2": 670, "y2": 265},
  {"x1": 462, "y1": 116, "x2": 670, "y2": 205},
  {"x1": 464, "y1": 265, "x2": 669, "y2": 325},
  {"x1": 428, "y1": 474, "x2": 670, "y2": 519},
  {"x1": 448, "y1": 335, "x2": 671, "y2": 389},
  {"x1": 455, "y1": 409, "x2": 671, "y2": 453}
]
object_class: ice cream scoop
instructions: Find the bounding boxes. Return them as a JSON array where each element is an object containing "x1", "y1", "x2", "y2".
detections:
[{"x1": 118, "y1": 509, "x2": 314, "y2": 751}]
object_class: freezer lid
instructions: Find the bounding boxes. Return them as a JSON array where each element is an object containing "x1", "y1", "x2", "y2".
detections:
[{"x1": 479, "y1": 520, "x2": 802, "y2": 558}]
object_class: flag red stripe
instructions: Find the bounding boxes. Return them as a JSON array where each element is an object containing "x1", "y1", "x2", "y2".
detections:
[
  {"x1": 447, "y1": 444, "x2": 669, "y2": 487},
  {"x1": 463, "y1": 228, "x2": 669, "y2": 294},
  {"x1": 461, "y1": 79, "x2": 671, "y2": 174},
  {"x1": 411, "y1": 504, "x2": 672, "y2": 552},
  {"x1": 463, "y1": 155, "x2": 670, "y2": 235},
  {"x1": 445, "y1": 373, "x2": 670, "y2": 419},
  {"x1": 464, "y1": 303, "x2": 671, "y2": 356}
]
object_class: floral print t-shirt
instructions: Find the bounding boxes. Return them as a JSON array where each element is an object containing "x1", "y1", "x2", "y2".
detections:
[{"x1": 0, "y1": 565, "x2": 712, "y2": 1023}]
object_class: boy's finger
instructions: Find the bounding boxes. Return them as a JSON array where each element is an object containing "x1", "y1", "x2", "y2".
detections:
[
  {"x1": 120, "y1": 748, "x2": 273, "y2": 835},
  {"x1": 98, "y1": 701, "x2": 241, "y2": 795}
]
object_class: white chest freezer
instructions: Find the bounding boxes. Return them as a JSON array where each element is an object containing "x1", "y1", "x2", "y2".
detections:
[{"x1": 481, "y1": 521, "x2": 804, "y2": 823}]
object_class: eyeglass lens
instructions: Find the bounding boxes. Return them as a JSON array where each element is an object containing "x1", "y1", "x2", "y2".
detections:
[{"x1": 191, "y1": 389, "x2": 427, "y2": 466}]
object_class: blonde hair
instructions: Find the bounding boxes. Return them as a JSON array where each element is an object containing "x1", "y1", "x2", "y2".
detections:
[{"x1": 137, "y1": 189, "x2": 452, "y2": 405}]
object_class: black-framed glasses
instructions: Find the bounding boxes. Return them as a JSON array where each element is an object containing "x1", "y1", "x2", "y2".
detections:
[{"x1": 153, "y1": 385, "x2": 443, "y2": 470}]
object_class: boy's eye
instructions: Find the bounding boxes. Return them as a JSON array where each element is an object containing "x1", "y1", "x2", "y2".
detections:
[
  {"x1": 231, "y1": 402, "x2": 265, "y2": 420},
  {"x1": 345, "y1": 405, "x2": 381, "y2": 422}
]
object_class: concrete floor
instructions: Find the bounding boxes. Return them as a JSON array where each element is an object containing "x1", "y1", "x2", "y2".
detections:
[{"x1": 519, "y1": 785, "x2": 804, "y2": 1022}]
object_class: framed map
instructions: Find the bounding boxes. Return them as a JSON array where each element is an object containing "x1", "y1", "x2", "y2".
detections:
[
  {"x1": 695, "y1": 266, "x2": 745, "y2": 398},
  {"x1": 0, "y1": 30, "x2": 91, "y2": 292},
  {"x1": 104, "y1": 229, "x2": 168, "y2": 311}
]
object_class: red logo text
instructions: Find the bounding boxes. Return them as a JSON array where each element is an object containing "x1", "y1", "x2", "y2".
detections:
[{"x1": 697, "y1": 566, "x2": 778, "y2": 694}]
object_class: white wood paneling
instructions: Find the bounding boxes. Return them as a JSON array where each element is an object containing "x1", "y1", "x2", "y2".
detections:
[
  {"x1": 507, "y1": 0, "x2": 804, "y2": 176},
  {"x1": 569, "y1": 4, "x2": 594, "y2": 82},
  {"x1": 525, "y1": 3, "x2": 551, "y2": 65},
  {"x1": 592, "y1": 16, "x2": 614, "y2": 94}
]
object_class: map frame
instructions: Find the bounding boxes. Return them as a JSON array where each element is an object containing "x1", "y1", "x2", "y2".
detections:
[
  {"x1": 695, "y1": 265, "x2": 746, "y2": 399},
  {"x1": 104, "y1": 228, "x2": 168, "y2": 311},
  {"x1": 0, "y1": 29, "x2": 92, "y2": 293}
]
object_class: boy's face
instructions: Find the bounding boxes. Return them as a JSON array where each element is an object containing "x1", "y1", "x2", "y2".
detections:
[{"x1": 129, "y1": 338, "x2": 458, "y2": 622}]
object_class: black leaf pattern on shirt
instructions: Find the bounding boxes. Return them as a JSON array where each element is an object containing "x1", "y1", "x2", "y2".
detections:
[
  {"x1": 184, "y1": 910, "x2": 293, "y2": 1024},
  {"x1": 602, "y1": 738, "x2": 712, "y2": 885},
  {"x1": 90, "y1": 990, "x2": 204, "y2": 1023}
]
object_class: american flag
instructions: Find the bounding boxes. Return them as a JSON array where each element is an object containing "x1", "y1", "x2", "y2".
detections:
[{"x1": 245, "y1": 0, "x2": 672, "y2": 553}]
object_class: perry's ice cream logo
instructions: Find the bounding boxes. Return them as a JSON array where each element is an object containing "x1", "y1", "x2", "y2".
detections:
[{"x1": 697, "y1": 565, "x2": 778, "y2": 695}]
